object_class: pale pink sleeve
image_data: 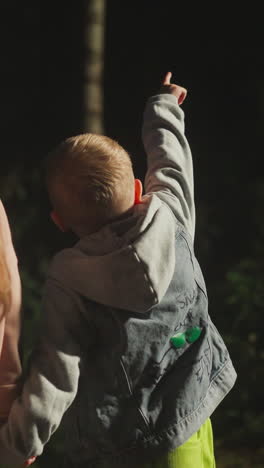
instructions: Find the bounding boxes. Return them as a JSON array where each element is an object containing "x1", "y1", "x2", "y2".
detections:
[{"x1": 0, "y1": 200, "x2": 22, "y2": 421}]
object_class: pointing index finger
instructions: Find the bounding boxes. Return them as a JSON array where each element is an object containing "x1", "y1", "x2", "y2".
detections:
[{"x1": 163, "y1": 71, "x2": 172, "y2": 85}]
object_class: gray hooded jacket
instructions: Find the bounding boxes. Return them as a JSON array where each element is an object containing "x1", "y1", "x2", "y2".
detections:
[{"x1": 0, "y1": 94, "x2": 237, "y2": 467}]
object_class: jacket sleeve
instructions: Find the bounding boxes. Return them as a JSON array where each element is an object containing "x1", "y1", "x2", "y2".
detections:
[
  {"x1": 0, "y1": 279, "x2": 82, "y2": 465},
  {"x1": 142, "y1": 94, "x2": 195, "y2": 240}
]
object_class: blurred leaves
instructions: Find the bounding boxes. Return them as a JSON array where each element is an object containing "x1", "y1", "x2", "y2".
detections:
[{"x1": 210, "y1": 229, "x2": 264, "y2": 448}]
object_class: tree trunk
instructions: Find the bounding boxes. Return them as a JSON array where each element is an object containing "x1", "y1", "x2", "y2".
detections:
[{"x1": 83, "y1": 0, "x2": 105, "y2": 134}]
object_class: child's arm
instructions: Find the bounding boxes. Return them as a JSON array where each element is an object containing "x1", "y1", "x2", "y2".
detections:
[
  {"x1": 0, "y1": 200, "x2": 22, "y2": 423},
  {"x1": 0, "y1": 309, "x2": 22, "y2": 425},
  {"x1": 142, "y1": 72, "x2": 195, "y2": 239},
  {"x1": 0, "y1": 279, "x2": 82, "y2": 466}
]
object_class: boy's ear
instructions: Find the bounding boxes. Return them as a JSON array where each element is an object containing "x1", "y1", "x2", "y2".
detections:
[
  {"x1": 50, "y1": 210, "x2": 68, "y2": 232},
  {"x1": 134, "y1": 179, "x2": 143, "y2": 205}
]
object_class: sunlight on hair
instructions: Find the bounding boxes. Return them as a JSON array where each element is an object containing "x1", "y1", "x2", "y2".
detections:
[{"x1": 46, "y1": 133, "x2": 135, "y2": 234}]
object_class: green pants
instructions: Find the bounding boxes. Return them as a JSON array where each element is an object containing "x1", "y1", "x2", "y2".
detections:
[{"x1": 142, "y1": 419, "x2": 216, "y2": 468}]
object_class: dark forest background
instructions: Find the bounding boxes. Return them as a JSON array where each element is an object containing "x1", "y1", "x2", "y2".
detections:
[{"x1": 1, "y1": 2, "x2": 264, "y2": 467}]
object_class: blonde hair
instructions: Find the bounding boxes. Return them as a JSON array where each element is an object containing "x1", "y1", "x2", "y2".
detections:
[
  {"x1": 0, "y1": 238, "x2": 10, "y2": 318},
  {"x1": 46, "y1": 133, "x2": 135, "y2": 232}
]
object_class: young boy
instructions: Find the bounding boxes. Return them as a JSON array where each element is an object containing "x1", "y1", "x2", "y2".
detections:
[{"x1": 0, "y1": 73, "x2": 237, "y2": 467}]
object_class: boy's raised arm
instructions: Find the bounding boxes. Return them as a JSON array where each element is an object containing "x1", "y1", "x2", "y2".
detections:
[{"x1": 142, "y1": 72, "x2": 195, "y2": 240}]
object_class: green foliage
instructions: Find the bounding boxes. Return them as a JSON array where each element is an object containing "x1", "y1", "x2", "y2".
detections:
[
  {"x1": 211, "y1": 241, "x2": 264, "y2": 449},
  {"x1": 215, "y1": 446, "x2": 264, "y2": 468}
]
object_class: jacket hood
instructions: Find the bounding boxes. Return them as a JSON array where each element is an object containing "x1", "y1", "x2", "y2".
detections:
[{"x1": 49, "y1": 194, "x2": 177, "y2": 313}]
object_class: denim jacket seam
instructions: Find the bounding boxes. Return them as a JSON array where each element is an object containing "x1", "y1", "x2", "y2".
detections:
[
  {"x1": 178, "y1": 231, "x2": 208, "y2": 298},
  {"x1": 120, "y1": 357, "x2": 152, "y2": 434},
  {"x1": 130, "y1": 245, "x2": 158, "y2": 305}
]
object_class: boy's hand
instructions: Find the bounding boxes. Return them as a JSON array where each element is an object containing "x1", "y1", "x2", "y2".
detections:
[{"x1": 160, "y1": 72, "x2": 187, "y2": 105}]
